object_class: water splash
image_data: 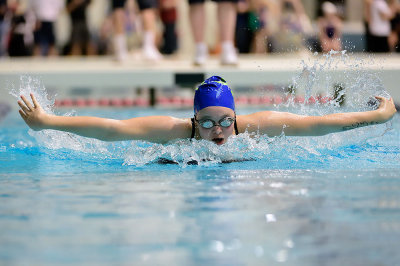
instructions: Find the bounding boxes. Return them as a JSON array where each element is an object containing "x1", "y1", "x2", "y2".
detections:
[
  {"x1": 123, "y1": 132, "x2": 275, "y2": 167},
  {"x1": 281, "y1": 51, "x2": 391, "y2": 115},
  {"x1": 8, "y1": 76, "x2": 119, "y2": 158},
  {"x1": 9, "y1": 75, "x2": 54, "y2": 114},
  {"x1": 7, "y1": 54, "x2": 397, "y2": 168}
]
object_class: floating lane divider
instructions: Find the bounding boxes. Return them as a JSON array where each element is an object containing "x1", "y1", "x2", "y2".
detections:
[{"x1": 54, "y1": 96, "x2": 332, "y2": 108}]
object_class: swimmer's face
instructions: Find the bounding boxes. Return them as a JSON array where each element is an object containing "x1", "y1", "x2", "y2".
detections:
[{"x1": 195, "y1": 106, "x2": 235, "y2": 145}]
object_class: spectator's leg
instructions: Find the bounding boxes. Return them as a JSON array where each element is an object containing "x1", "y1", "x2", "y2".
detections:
[
  {"x1": 218, "y1": 1, "x2": 237, "y2": 65},
  {"x1": 112, "y1": 0, "x2": 128, "y2": 61},
  {"x1": 160, "y1": 0, "x2": 178, "y2": 54},
  {"x1": 141, "y1": 7, "x2": 163, "y2": 60},
  {"x1": 48, "y1": 21, "x2": 58, "y2": 56},
  {"x1": 189, "y1": 2, "x2": 207, "y2": 65}
]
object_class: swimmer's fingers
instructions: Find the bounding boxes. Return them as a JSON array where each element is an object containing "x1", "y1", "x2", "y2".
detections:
[
  {"x1": 30, "y1": 93, "x2": 40, "y2": 109},
  {"x1": 374, "y1": 96, "x2": 390, "y2": 108},
  {"x1": 20, "y1": 95, "x2": 34, "y2": 111},
  {"x1": 18, "y1": 109, "x2": 27, "y2": 120},
  {"x1": 375, "y1": 96, "x2": 396, "y2": 120},
  {"x1": 374, "y1": 96, "x2": 386, "y2": 102},
  {"x1": 18, "y1": 100, "x2": 30, "y2": 114}
]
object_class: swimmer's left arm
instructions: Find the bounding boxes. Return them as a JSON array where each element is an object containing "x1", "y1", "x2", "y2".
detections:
[{"x1": 240, "y1": 97, "x2": 396, "y2": 136}]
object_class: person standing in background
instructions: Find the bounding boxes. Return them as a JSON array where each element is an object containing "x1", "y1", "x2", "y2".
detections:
[
  {"x1": 270, "y1": 0, "x2": 312, "y2": 53},
  {"x1": 389, "y1": 0, "x2": 400, "y2": 51},
  {"x1": 112, "y1": 0, "x2": 162, "y2": 61},
  {"x1": 188, "y1": 0, "x2": 238, "y2": 65},
  {"x1": 235, "y1": 0, "x2": 279, "y2": 54},
  {"x1": 368, "y1": 0, "x2": 396, "y2": 52},
  {"x1": 318, "y1": 1, "x2": 342, "y2": 53},
  {"x1": 159, "y1": 0, "x2": 178, "y2": 55},
  {"x1": 0, "y1": 0, "x2": 8, "y2": 56},
  {"x1": 30, "y1": 0, "x2": 64, "y2": 56},
  {"x1": 66, "y1": 0, "x2": 94, "y2": 56},
  {"x1": 364, "y1": 0, "x2": 372, "y2": 51}
]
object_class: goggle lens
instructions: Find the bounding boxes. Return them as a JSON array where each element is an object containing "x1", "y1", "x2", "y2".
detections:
[{"x1": 198, "y1": 117, "x2": 235, "y2": 129}]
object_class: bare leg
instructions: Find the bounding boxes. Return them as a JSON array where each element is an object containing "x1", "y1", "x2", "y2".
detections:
[
  {"x1": 190, "y1": 3, "x2": 208, "y2": 65},
  {"x1": 189, "y1": 3, "x2": 205, "y2": 43},
  {"x1": 217, "y1": 2, "x2": 236, "y2": 42},
  {"x1": 48, "y1": 44, "x2": 58, "y2": 56},
  {"x1": 113, "y1": 8, "x2": 125, "y2": 35},
  {"x1": 141, "y1": 8, "x2": 162, "y2": 60},
  {"x1": 218, "y1": 2, "x2": 238, "y2": 65},
  {"x1": 112, "y1": 8, "x2": 128, "y2": 61}
]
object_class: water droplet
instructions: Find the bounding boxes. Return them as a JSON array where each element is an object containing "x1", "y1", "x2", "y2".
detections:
[
  {"x1": 265, "y1": 213, "x2": 276, "y2": 222},
  {"x1": 210, "y1": 240, "x2": 224, "y2": 252}
]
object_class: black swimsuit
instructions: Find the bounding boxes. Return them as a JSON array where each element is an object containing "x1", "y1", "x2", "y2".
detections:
[{"x1": 190, "y1": 118, "x2": 239, "y2": 139}]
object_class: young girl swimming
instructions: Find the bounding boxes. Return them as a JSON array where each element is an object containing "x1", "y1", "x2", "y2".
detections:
[{"x1": 18, "y1": 76, "x2": 396, "y2": 145}]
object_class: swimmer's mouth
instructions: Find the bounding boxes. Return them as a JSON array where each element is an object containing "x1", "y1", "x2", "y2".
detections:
[{"x1": 212, "y1": 138, "x2": 224, "y2": 145}]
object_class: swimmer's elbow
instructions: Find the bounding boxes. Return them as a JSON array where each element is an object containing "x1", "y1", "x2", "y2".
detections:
[
  {"x1": 287, "y1": 117, "x2": 336, "y2": 136},
  {"x1": 101, "y1": 120, "x2": 130, "y2": 141}
]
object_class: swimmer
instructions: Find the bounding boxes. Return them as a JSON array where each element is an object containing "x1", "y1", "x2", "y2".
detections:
[{"x1": 18, "y1": 76, "x2": 397, "y2": 145}]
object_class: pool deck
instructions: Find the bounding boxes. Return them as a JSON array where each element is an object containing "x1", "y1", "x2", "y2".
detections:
[{"x1": 1, "y1": 53, "x2": 400, "y2": 106}]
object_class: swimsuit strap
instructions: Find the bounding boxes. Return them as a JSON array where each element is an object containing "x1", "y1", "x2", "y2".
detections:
[
  {"x1": 191, "y1": 118, "x2": 195, "y2": 139},
  {"x1": 190, "y1": 117, "x2": 239, "y2": 139},
  {"x1": 234, "y1": 120, "x2": 239, "y2": 135}
]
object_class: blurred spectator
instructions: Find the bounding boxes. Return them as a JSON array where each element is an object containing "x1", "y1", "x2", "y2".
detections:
[
  {"x1": 189, "y1": 0, "x2": 238, "y2": 65},
  {"x1": 0, "y1": 101, "x2": 11, "y2": 121},
  {"x1": 7, "y1": 0, "x2": 35, "y2": 57},
  {"x1": 66, "y1": 0, "x2": 94, "y2": 56},
  {"x1": 389, "y1": 0, "x2": 400, "y2": 51},
  {"x1": 160, "y1": 0, "x2": 178, "y2": 54},
  {"x1": 364, "y1": 0, "x2": 372, "y2": 52},
  {"x1": 0, "y1": 0, "x2": 7, "y2": 56},
  {"x1": 269, "y1": 0, "x2": 312, "y2": 53},
  {"x1": 112, "y1": 0, "x2": 162, "y2": 62},
  {"x1": 318, "y1": 1, "x2": 342, "y2": 53},
  {"x1": 252, "y1": 0, "x2": 279, "y2": 53},
  {"x1": 235, "y1": 0, "x2": 278, "y2": 54},
  {"x1": 368, "y1": 0, "x2": 396, "y2": 52},
  {"x1": 235, "y1": 0, "x2": 255, "y2": 54},
  {"x1": 30, "y1": 0, "x2": 65, "y2": 56}
]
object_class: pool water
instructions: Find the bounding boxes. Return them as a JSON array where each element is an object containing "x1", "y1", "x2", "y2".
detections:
[
  {"x1": 2, "y1": 52, "x2": 400, "y2": 265},
  {"x1": 1, "y1": 106, "x2": 399, "y2": 265}
]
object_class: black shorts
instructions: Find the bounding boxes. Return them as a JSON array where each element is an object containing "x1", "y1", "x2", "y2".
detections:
[
  {"x1": 112, "y1": 0, "x2": 126, "y2": 9},
  {"x1": 189, "y1": 0, "x2": 238, "y2": 5},
  {"x1": 369, "y1": 35, "x2": 389, "y2": 53},
  {"x1": 112, "y1": 0, "x2": 157, "y2": 10},
  {"x1": 34, "y1": 21, "x2": 55, "y2": 46},
  {"x1": 71, "y1": 20, "x2": 89, "y2": 46}
]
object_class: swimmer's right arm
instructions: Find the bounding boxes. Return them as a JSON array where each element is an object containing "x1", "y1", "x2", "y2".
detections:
[{"x1": 18, "y1": 94, "x2": 191, "y2": 143}]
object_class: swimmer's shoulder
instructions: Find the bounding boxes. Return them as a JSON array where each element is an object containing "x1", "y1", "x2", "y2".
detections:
[
  {"x1": 169, "y1": 117, "x2": 193, "y2": 139},
  {"x1": 129, "y1": 116, "x2": 192, "y2": 143},
  {"x1": 236, "y1": 111, "x2": 275, "y2": 133}
]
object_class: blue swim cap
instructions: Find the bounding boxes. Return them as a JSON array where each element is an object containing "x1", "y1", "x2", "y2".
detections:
[{"x1": 194, "y1": 76, "x2": 235, "y2": 114}]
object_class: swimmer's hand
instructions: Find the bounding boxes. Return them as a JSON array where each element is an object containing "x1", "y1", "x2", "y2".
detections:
[
  {"x1": 18, "y1": 93, "x2": 49, "y2": 131},
  {"x1": 375, "y1": 96, "x2": 397, "y2": 122}
]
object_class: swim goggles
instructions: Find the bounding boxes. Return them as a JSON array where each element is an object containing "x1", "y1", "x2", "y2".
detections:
[{"x1": 195, "y1": 117, "x2": 235, "y2": 129}]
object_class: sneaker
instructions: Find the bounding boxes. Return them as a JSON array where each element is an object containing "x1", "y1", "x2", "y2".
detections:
[
  {"x1": 143, "y1": 45, "x2": 163, "y2": 61},
  {"x1": 113, "y1": 35, "x2": 128, "y2": 62},
  {"x1": 221, "y1": 41, "x2": 238, "y2": 66},
  {"x1": 194, "y1": 43, "x2": 208, "y2": 66}
]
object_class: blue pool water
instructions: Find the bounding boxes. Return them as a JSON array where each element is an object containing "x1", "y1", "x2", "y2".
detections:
[{"x1": 1, "y1": 106, "x2": 399, "y2": 265}]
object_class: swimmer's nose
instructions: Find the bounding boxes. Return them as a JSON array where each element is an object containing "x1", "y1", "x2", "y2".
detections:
[{"x1": 212, "y1": 125, "x2": 223, "y2": 134}]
